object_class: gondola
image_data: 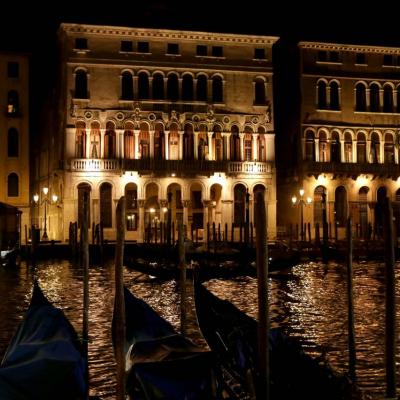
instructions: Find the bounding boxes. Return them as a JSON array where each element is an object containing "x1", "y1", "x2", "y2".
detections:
[
  {"x1": 115, "y1": 286, "x2": 217, "y2": 399},
  {"x1": 194, "y1": 280, "x2": 360, "y2": 400},
  {"x1": 0, "y1": 281, "x2": 87, "y2": 400}
]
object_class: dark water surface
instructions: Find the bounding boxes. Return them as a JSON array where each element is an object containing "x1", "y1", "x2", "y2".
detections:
[{"x1": 0, "y1": 260, "x2": 397, "y2": 399}]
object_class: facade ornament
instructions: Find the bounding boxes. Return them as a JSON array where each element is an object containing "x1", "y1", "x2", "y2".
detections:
[
  {"x1": 265, "y1": 103, "x2": 271, "y2": 123},
  {"x1": 70, "y1": 101, "x2": 77, "y2": 117},
  {"x1": 207, "y1": 104, "x2": 215, "y2": 122},
  {"x1": 159, "y1": 199, "x2": 168, "y2": 208},
  {"x1": 182, "y1": 200, "x2": 191, "y2": 208},
  {"x1": 137, "y1": 199, "x2": 145, "y2": 208},
  {"x1": 170, "y1": 109, "x2": 179, "y2": 122}
]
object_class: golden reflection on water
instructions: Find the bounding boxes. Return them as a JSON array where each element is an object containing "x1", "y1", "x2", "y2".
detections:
[{"x1": 0, "y1": 259, "x2": 399, "y2": 399}]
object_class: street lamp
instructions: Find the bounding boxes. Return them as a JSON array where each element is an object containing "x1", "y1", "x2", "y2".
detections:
[
  {"x1": 291, "y1": 189, "x2": 312, "y2": 241},
  {"x1": 33, "y1": 187, "x2": 58, "y2": 241}
]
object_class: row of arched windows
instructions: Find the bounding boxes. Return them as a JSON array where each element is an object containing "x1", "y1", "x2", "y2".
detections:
[
  {"x1": 75, "y1": 69, "x2": 268, "y2": 105},
  {"x1": 75, "y1": 120, "x2": 268, "y2": 162},
  {"x1": 316, "y1": 79, "x2": 400, "y2": 113},
  {"x1": 305, "y1": 129, "x2": 398, "y2": 164}
]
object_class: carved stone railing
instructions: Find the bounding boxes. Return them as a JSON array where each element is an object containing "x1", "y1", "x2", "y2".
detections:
[{"x1": 70, "y1": 158, "x2": 273, "y2": 175}]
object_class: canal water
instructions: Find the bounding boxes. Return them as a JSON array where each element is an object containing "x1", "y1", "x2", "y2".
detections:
[{"x1": 0, "y1": 259, "x2": 397, "y2": 399}]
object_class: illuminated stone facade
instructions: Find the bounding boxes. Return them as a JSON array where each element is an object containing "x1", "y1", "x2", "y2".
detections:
[
  {"x1": 0, "y1": 53, "x2": 30, "y2": 237},
  {"x1": 279, "y1": 42, "x2": 400, "y2": 240},
  {"x1": 52, "y1": 24, "x2": 278, "y2": 242}
]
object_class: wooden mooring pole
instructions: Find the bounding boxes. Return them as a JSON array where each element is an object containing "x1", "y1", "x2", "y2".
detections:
[
  {"x1": 346, "y1": 217, "x2": 356, "y2": 381},
  {"x1": 115, "y1": 197, "x2": 126, "y2": 400},
  {"x1": 255, "y1": 191, "x2": 269, "y2": 400},
  {"x1": 81, "y1": 192, "x2": 90, "y2": 398},
  {"x1": 178, "y1": 221, "x2": 187, "y2": 336},
  {"x1": 383, "y1": 197, "x2": 396, "y2": 400}
]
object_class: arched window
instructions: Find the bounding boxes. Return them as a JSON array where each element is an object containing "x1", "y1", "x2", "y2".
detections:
[
  {"x1": 334, "y1": 186, "x2": 347, "y2": 227},
  {"x1": 7, "y1": 173, "x2": 18, "y2": 197},
  {"x1": 319, "y1": 131, "x2": 328, "y2": 162},
  {"x1": 244, "y1": 127, "x2": 253, "y2": 161},
  {"x1": 196, "y1": 75, "x2": 207, "y2": 101},
  {"x1": 317, "y1": 80, "x2": 327, "y2": 109},
  {"x1": 138, "y1": 72, "x2": 149, "y2": 99},
  {"x1": 139, "y1": 123, "x2": 150, "y2": 159},
  {"x1": 124, "y1": 122, "x2": 135, "y2": 159},
  {"x1": 344, "y1": 132, "x2": 353, "y2": 162},
  {"x1": 330, "y1": 81, "x2": 340, "y2": 110},
  {"x1": 230, "y1": 125, "x2": 240, "y2": 161},
  {"x1": 121, "y1": 71, "x2": 133, "y2": 100},
  {"x1": 100, "y1": 182, "x2": 112, "y2": 228},
  {"x1": 305, "y1": 131, "x2": 315, "y2": 161},
  {"x1": 154, "y1": 123, "x2": 164, "y2": 160},
  {"x1": 355, "y1": 83, "x2": 366, "y2": 111},
  {"x1": 254, "y1": 78, "x2": 266, "y2": 105},
  {"x1": 313, "y1": 186, "x2": 326, "y2": 225},
  {"x1": 77, "y1": 183, "x2": 91, "y2": 228},
  {"x1": 90, "y1": 121, "x2": 100, "y2": 158},
  {"x1": 198, "y1": 125, "x2": 207, "y2": 160},
  {"x1": 234, "y1": 184, "x2": 246, "y2": 226},
  {"x1": 356, "y1": 132, "x2": 366, "y2": 163},
  {"x1": 125, "y1": 183, "x2": 138, "y2": 231},
  {"x1": 383, "y1": 85, "x2": 393, "y2": 113},
  {"x1": 7, "y1": 90, "x2": 19, "y2": 115},
  {"x1": 257, "y1": 127, "x2": 266, "y2": 161},
  {"x1": 7, "y1": 128, "x2": 18, "y2": 157},
  {"x1": 331, "y1": 131, "x2": 341, "y2": 162},
  {"x1": 183, "y1": 124, "x2": 194, "y2": 160},
  {"x1": 384, "y1": 133, "x2": 394, "y2": 163},
  {"x1": 167, "y1": 74, "x2": 179, "y2": 101},
  {"x1": 212, "y1": 76, "x2": 223, "y2": 103},
  {"x1": 152, "y1": 73, "x2": 164, "y2": 100},
  {"x1": 104, "y1": 121, "x2": 116, "y2": 159},
  {"x1": 75, "y1": 121, "x2": 86, "y2": 158},
  {"x1": 182, "y1": 75, "x2": 194, "y2": 101},
  {"x1": 213, "y1": 125, "x2": 223, "y2": 161},
  {"x1": 370, "y1": 132, "x2": 380, "y2": 163},
  {"x1": 369, "y1": 83, "x2": 380, "y2": 112},
  {"x1": 75, "y1": 70, "x2": 88, "y2": 99}
]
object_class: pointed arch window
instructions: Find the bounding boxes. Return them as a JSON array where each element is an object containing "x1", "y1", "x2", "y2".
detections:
[
  {"x1": 182, "y1": 75, "x2": 194, "y2": 101},
  {"x1": 7, "y1": 90, "x2": 19, "y2": 115},
  {"x1": 104, "y1": 122, "x2": 116, "y2": 159},
  {"x1": 90, "y1": 122, "x2": 100, "y2": 158},
  {"x1": 183, "y1": 124, "x2": 194, "y2": 160},
  {"x1": 384, "y1": 133, "x2": 394, "y2": 163},
  {"x1": 100, "y1": 182, "x2": 112, "y2": 228},
  {"x1": 234, "y1": 184, "x2": 246, "y2": 226},
  {"x1": 355, "y1": 83, "x2": 367, "y2": 111},
  {"x1": 383, "y1": 85, "x2": 393, "y2": 112},
  {"x1": 75, "y1": 121, "x2": 86, "y2": 158},
  {"x1": 356, "y1": 132, "x2": 367, "y2": 163},
  {"x1": 196, "y1": 75, "x2": 207, "y2": 101},
  {"x1": 124, "y1": 122, "x2": 135, "y2": 159},
  {"x1": 75, "y1": 70, "x2": 88, "y2": 99},
  {"x1": 319, "y1": 132, "x2": 328, "y2": 162},
  {"x1": 7, "y1": 128, "x2": 18, "y2": 157},
  {"x1": 305, "y1": 131, "x2": 315, "y2": 161},
  {"x1": 369, "y1": 83, "x2": 380, "y2": 112},
  {"x1": 121, "y1": 71, "x2": 134, "y2": 100},
  {"x1": 125, "y1": 183, "x2": 138, "y2": 231},
  {"x1": 152, "y1": 73, "x2": 164, "y2": 100},
  {"x1": 138, "y1": 72, "x2": 149, "y2": 99},
  {"x1": 331, "y1": 131, "x2": 341, "y2": 162},
  {"x1": 334, "y1": 186, "x2": 347, "y2": 227},
  {"x1": 212, "y1": 76, "x2": 223, "y2": 103},
  {"x1": 154, "y1": 123, "x2": 164, "y2": 159},
  {"x1": 330, "y1": 81, "x2": 340, "y2": 110},
  {"x1": 7, "y1": 173, "x2": 18, "y2": 197},
  {"x1": 317, "y1": 80, "x2": 327, "y2": 109},
  {"x1": 167, "y1": 74, "x2": 179, "y2": 101},
  {"x1": 257, "y1": 127, "x2": 266, "y2": 162},
  {"x1": 344, "y1": 132, "x2": 353, "y2": 162},
  {"x1": 230, "y1": 126, "x2": 240, "y2": 161},
  {"x1": 139, "y1": 124, "x2": 150, "y2": 159},
  {"x1": 254, "y1": 78, "x2": 266, "y2": 105},
  {"x1": 370, "y1": 132, "x2": 380, "y2": 163}
]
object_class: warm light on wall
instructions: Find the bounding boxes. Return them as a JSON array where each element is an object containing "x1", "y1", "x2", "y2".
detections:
[
  {"x1": 356, "y1": 175, "x2": 369, "y2": 187},
  {"x1": 316, "y1": 174, "x2": 327, "y2": 186},
  {"x1": 211, "y1": 172, "x2": 226, "y2": 185}
]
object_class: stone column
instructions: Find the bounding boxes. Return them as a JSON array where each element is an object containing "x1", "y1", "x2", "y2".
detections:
[
  {"x1": 340, "y1": 137, "x2": 345, "y2": 162},
  {"x1": 194, "y1": 132, "x2": 199, "y2": 159},
  {"x1": 315, "y1": 139, "x2": 320, "y2": 162},
  {"x1": 226, "y1": 133, "x2": 231, "y2": 160},
  {"x1": 352, "y1": 140, "x2": 357, "y2": 163},
  {"x1": 179, "y1": 130, "x2": 184, "y2": 160},
  {"x1": 183, "y1": 200, "x2": 191, "y2": 235},
  {"x1": 239, "y1": 133, "x2": 245, "y2": 161},
  {"x1": 149, "y1": 130, "x2": 155, "y2": 158},
  {"x1": 203, "y1": 200, "x2": 210, "y2": 241},
  {"x1": 85, "y1": 129, "x2": 91, "y2": 158},
  {"x1": 159, "y1": 200, "x2": 168, "y2": 223},
  {"x1": 208, "y1": 132, "x2": 213, "y2": 160},
  {"x1": 100, "y1": 129, "x2": 105, "y2": 158},
  {"x1": 134, "y1": 129, "x2": 140, "y2": 159},
  {"x1": 253, "y1": 133, "x2": 259, "y2": 160},
  {"x1": 366, "y1": 140, "x2": 371, "y2": 162},
  {"x1": 138, "y1": 199, "x2": 145, "y2": 243},
  {"x1": 116, "y1": 129, "x2": 124, "y2": 159},
  {"x1": 164, "y1": 130, "x2": 170, "y2": 160}
]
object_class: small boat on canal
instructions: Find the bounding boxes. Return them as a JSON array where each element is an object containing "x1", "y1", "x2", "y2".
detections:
[
  {"x1": 0, "y1": 281, "x2": 88, "y2": 399},
  {"x1": 115, "y1": 286, "x2": 217, "y2": 399},
  {"x1": 194, "y1": 280, "x2": 362, "y2": 400}
]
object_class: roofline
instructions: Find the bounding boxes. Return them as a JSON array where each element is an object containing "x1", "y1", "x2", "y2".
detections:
[
  {"x1": 59, "y1": 23, "x2": 279, "y2": 45},
  {"x1": 299, "y1": 41, "x2": 400, "y2": 54}
]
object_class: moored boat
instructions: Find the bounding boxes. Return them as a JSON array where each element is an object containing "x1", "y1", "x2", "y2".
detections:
[
  {"x1": 115, "y1": 286, "x2": 217, "y2": 399},
  {"x1": 0, "y1": 281, "x2": 88, "y2": 399}
]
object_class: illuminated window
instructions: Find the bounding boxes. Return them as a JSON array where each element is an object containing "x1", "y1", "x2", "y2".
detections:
[
  {"x1": 7, "y1": 90, "x2": 19, "y2": 115},
  {"x1": 369, "y1": 83, "x2": 380, "y2": 112},
  {"x1": 317, "y1": 80, "x2": 327, "y2": 109}
]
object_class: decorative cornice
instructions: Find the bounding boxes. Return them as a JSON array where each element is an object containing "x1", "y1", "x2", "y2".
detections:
[
  {"x1": 299, "y1": 41, "x2": 400, "y2": 55},
  {"x1": 59, "y1": 23, "x2": 279, "y2": 45}
]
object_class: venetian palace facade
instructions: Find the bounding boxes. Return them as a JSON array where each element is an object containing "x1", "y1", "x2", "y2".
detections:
[
  {"x1": 49, "y1": 24, "x2": 278, "y2": 242},
  {"x1": 279, "y1": 42, "x2": 400, "y2": 239},
  {"x1": 0, "y1": 53, "x2": 30, "y2": 235}
]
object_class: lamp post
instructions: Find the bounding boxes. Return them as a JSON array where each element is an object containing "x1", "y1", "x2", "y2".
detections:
[
  {"x1": 291, "y1": 189, "x2": 312, "y2": 241},
  {"x1": 33, "y1": 187, "x2": 58, "y2": 241}
]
